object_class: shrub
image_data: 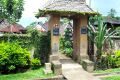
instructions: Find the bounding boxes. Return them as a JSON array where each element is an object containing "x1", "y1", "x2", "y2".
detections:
[
  {"x1": 108, "y1": 55, "x2": 116, "y2": 68},
  {"x1": 65, "y1": 48, "x2": 73, "y2": 57},
  {"x1": 100, "y1": 50, "x2": 120, "y2": 70},
  {"x1": 0, "y1": 42, "x2": 31, "y2": 74},
  {"x1": 114, "y1": 50, "x2": 120, "y2": 67},
  {"x1": 100, "y1": 54, "x2": 116, "y2": 70},
  {"x1": 0, "y1": 34, "x2": 31, "y2": 49},
  {"x1": 30, "y1": 30, "x2": 51, "y2": 65},
  {"x1": 59, "y1": 36, "x2": 65, "y2": 53},
  {"x1": 59, "y1": 28, "x2": 73, "y2": 57},
  {"x1": 31, "y1": 58, "x2": 41, "y2": 69}
]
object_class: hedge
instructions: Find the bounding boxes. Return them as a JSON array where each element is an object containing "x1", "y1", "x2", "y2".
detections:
[{"x1": 0, "y1": 34, "x2": 31, "y2": 49}]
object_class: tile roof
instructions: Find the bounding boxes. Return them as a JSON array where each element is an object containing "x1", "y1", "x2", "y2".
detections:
[
  {"x1": 0, "y1": 24, "x2": 25, "y2": 33},
  {"x1": 0, "y1": 19, "x2": 9, "y2": 29}
]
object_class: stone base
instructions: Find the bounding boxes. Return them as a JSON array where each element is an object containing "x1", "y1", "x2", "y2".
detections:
[
  {"x1": 52, "y1": 61, "x2": 62, "y2": 75},
  {"x1": 79, "y1": 55, "x2": 89, "y2": 64},
  {"x1": 49, "y1": 54, "x2": 60, "y2": 62},
  {"x1": 82, "y1": 59, "x2": 94, "y2": 72},
  {"x1": 43, "y1": 69, "x2": 53, "y2": 74}
]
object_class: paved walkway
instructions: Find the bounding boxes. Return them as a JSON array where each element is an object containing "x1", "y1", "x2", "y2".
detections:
[{"x1": 59, "y1": 54, "x2": 100, "y2": 80}]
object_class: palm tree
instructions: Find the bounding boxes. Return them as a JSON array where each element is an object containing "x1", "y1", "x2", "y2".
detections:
[{"x1": 108, "y1": 9, "x2": 117, "y2": 18}]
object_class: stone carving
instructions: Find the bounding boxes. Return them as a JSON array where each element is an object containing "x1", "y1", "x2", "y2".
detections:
[{"x1": 43, "y1": 63, "x2": 52, "y2": 74}]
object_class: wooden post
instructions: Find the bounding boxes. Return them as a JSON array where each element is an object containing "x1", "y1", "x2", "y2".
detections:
[
  {"x1": 73, "y1": 18, "x2": 80, "y2": 61},
  {"x1": 72, "y1": 16, "x2": 89, "y2": 62},
  {"x1": 48, "y1": 15, "x2": 60, "y2": 54}
]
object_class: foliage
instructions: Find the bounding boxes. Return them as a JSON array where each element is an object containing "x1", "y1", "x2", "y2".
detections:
[
  {"x1": 103, "y1": 76, "x2": 120, "y2": 80},
  {"x1": 0, "y1": 67, "x2": 55, "y2": 80},
  {"x1": 114, "y1": 50, "x2": 120, "y2": 67},
  {"x1": 0, "y1": 0, "x2": 6, "y2": 19},
  {"x1": 115, "y1": 27, "x2": 120, "y2": 36},
  {"x1": 0, "y1": 0, "x2": 24, "y2": 23},
  {"x1": 88, "y1": 16, "x2": 116, "y2": 69},
  {"x1": 60, "y1": 28, "x2": 73, "y2": 57},
  {"x1": 65, "y1": 48, "x2": 73, "y2": 57},
  {"x1": 0, "y1": 34, "x2": 31, "y2": 49},
  {"x1": 0, "y1": 42, "x2": 31, "y2": 74},
  {"x1": 30, "y1": 30, "x2": 51, "y2": 65},
  {"x1": 115, "y1": 16, "x2": 120, "y2": 20},
  {"x1": 60, "y1": 18, "x2": 70, "y2": 24},
  {"x1": 26, "y1": 22, "x2": 37, "y2": 30},
  {"x1": 31, "y1": 58, "x2": 41, "y2": 69},
  {"x1": 94, "y1": 68, "x2": 120, "y2": 74},
  {"x1": 99, "y1": 54, "x2": 116, "y2": 69},
  {"x1": 107, "y1": 55, "x2": 116, "y2": 68},
  {"x1": 99, "y1": 50, "x2": 120, "y2": 69},
  {"x1": 104, "y1": 8, "x2": 120, "y2": 21},
  {"x1": 0, "y1": 31, "x2": 51, "y2": 65},
  {"x1": 59, "y1": 36, "x2": 65, "y2": 53},
  {"x1": 108, "y1": 8, "x2": 116, "y2": 18}
]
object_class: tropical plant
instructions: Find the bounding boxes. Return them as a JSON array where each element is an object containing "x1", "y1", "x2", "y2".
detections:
[
  {"x1": 102, "y1": 50, "x2": 120, "y2": 69},
  {"x1": 31, "y1": 58, "x2": 41, "y2": 69},
  {"x1": 114, "y1": 50, "x2": 120, "y2": 67},
  {"x1": 30, "y1": 30, "x2": 51, "y2": 65},
  {"x1": 0, "y1": 0, "x2": 24, "y2": 23},
  {"x1": 0, "y1": 42, "x2": 31, "y2": 74},
  {"x1": 26, "y1": 22, "x2": 37, "y2": 30},
  {"x1": 0, "y1": 0, "x2": 6, "y2": 19},
  {"x1": 88, "y1": 16, "x2": 117, "y2": 69},
  {"x1": 59, "y1": 36, "x2": 65, "y2": 53},
  {"x1": 108, "y1": 8, "x2": 116, "y2": 18},
  {"x1": 60, "y1": 28, "x2": 73, "y2": 57}
]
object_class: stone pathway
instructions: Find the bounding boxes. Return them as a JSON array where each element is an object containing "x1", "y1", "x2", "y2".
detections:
[{"x1": 59, "y1": 54, "x2": 101, "y2": 80}]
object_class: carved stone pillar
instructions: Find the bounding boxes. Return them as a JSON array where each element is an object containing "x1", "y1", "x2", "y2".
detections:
[{"x1": 73, "y1": 18, "x2": 80, "y2": 61}]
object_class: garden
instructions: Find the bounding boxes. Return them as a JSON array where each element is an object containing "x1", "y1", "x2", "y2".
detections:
[
  {"x1": 1, "y1": 0, "x2": 120, "y2": 80},
  {"x1": 59, "y1": 10, "x2": 120, "y2": 79},
  {"x1": 0, "y1": 30, "x2": 52, "y2": 79},
  {"x1": 0, "y1": 0, "x2": 54, "y2": 79},
  {"x1": 88, "y1": 12, "x2": 120, "y2": 79}
]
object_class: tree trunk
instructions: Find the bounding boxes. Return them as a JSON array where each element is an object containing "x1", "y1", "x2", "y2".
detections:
[{"x1": 95, "y1": 49, "x2": 102, "y2": 69}]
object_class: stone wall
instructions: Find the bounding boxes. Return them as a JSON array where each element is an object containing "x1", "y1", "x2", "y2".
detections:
[
  {"x1": 103, "y1": 36, "x2": 120, "y2": 52},
  {"x1": 113, "y1": 37, "x2": 120, "y2": 50}
]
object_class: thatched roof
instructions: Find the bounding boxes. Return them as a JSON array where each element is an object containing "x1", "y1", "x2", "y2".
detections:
[{"x1": 36, "y1": 0, "x2": 98, "y2": 17}]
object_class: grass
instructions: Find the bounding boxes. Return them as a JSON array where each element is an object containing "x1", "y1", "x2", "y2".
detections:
[
  {"x1": 0, "y1": 67, "x2": 55, "y2": 80},
  {"x1": 94, "y1": 68, "x2": 120, "y2": 74},
  {"x1": 102, "y1": 76, "x2": 120, "y2": 80}
]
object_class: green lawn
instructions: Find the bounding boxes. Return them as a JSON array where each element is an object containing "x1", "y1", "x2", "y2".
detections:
[
  {"x1": 0, "y1": 67, "x2": 55, "y2": 80},
  {"x1": 102, "y1": 76, "x2": 120, "y2": 80},
  {"x1": 94, "y1": 68, "x2": 120, "y2": 74}
]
